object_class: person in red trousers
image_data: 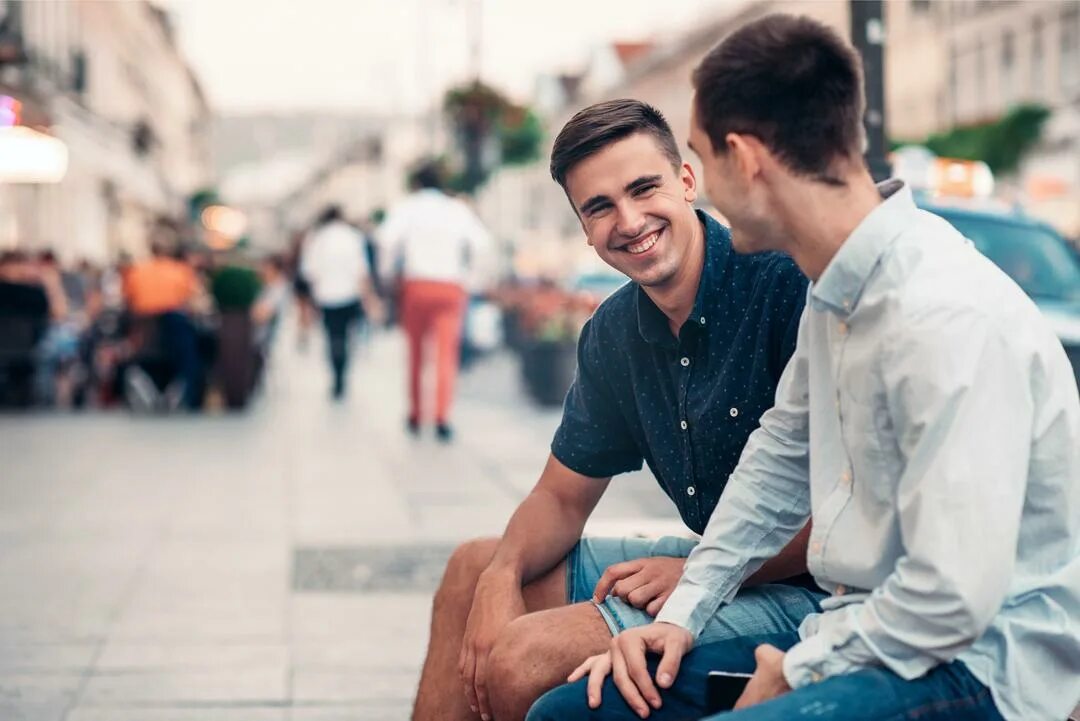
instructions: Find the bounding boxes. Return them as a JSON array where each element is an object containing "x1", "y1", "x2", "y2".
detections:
[{"x1": 378, "y1": 162, "x2": 493, "y2": 442}]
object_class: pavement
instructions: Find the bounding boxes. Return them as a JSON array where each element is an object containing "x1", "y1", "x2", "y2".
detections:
[{"x1": 0, "y1": 320, "x2": 677, "y2": 721}]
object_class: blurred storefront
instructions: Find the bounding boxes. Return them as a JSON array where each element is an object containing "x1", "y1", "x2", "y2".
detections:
[{"x1": 0, "y1": 0, "x2": 211, "y2": 263}]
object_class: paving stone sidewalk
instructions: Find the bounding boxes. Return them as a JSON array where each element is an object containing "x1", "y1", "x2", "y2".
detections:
[{"x1": 0, "y1": 324, "x2": 675, "y2": 721}]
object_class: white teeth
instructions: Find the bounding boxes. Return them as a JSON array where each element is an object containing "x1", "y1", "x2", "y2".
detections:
[{"x1": 625, "y1": 230, "x2": 660, "y2": 255}]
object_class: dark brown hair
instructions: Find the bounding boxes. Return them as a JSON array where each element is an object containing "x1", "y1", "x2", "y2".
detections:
[
  {"x1": 550, "y1": 99, "x2": 682, "y2": 189},
  {"x1": 692, "y1": 14, "x2": 865, "y2": 184}
]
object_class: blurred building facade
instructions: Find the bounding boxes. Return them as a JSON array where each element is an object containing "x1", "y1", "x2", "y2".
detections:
[
  {"x1": 0, "y1": 0, "x2": 211, "y2": 263},
  {"x1": 217, "y1": 111, "x2": 449, "y2": 250},
  {"x1": 889, "y1": 0, "x2": 1080, "y2": 235}
]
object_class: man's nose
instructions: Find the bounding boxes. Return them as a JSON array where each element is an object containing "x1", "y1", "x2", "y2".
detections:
[{"x1": 614, "y1": 201, "x2": 647, "y2": 238}]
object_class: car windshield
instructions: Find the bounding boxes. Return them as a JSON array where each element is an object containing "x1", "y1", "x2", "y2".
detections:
[{"x1": 940, "y1": 215, "x2": 1080, "y2": 303}]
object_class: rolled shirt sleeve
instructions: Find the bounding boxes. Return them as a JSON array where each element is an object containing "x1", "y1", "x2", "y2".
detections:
[
  {"x1": 783, "y1": 309, "x2": 1033, "y2": 688},
  {"x1": 656, "y1": 309, "x2": 813, "y2": 636}
]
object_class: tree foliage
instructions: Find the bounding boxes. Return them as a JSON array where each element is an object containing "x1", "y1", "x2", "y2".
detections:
[
  {"x1": 441, "y1": 81, "x2": 544, "y2": 193},
  {"x1": 893, "y1": 104, "x2": 1051, "y2": 175}
]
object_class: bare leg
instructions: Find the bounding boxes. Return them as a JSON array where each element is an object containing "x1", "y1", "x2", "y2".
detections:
[
  {"x1": 486, "y1": 603, "x2": 612, "y2": 721},
  {"x1": 412, "y1": 538, "x2": 568, "y2": 721}
]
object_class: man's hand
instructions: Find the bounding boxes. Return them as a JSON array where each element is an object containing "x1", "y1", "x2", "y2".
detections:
[
  {"x1": 458, "y1": 570, "x2": 526, "y2": 720},
  {"x1": 579, "y1": 622, "x2": 693, "y2": 718},
  {"x1": 593, "y1": 557, "x2": 685, "y2": 616},
  {"x1": 734, "y1": 645, "x2": 791, "y2": 709}
]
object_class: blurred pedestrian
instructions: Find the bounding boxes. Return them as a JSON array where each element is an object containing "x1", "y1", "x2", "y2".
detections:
[
  {"x1": 288, "y1": 230, "x2": 317, "y2": 350},
  {"x1": 252, "y1": 254, "x2": 289, "y2": 352},
  {"x1": 122, "y1": 226, "x2": 205, "y2": 410},
  {"x1": 377, "y1": 161, "x2": 493, "y2": 441},
  {"x1": 300, "y1": 205, "x2": 379, "y2": 400}
]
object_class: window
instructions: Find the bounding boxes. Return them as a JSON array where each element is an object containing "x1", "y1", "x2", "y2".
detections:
[
  {"x1": 1032, "y1": 16, "x2": 1044, "y2": 98},
  {"x1": 1063, "y1": 7, "x2": 1080, "y2": 93},
  {"x1": 949, "y1": 45, "x2": 960, "y2": 122},
  {"x1": 976, "y1": 40, "x2": 986, "y2": 116},
  {"x1": 1002, "y1": 31, "x2": 1016, "y2": 105}
]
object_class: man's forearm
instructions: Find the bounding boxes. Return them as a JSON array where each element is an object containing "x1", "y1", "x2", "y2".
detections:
[{"x1": 484, "y1": 487, "x2": 589, "y2": 586}]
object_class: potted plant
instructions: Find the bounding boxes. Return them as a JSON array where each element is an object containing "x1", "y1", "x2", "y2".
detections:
[
  {"x1": 210, "y1": 265, "x2": 261, "y2": 409},
  {"x1": 517, "y1": 286, "x2": 594, "y2": 407}
]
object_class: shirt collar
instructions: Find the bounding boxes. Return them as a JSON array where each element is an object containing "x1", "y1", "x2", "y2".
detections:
[
  {"x1": 635, "y1": 210, "x2": 731, "y2": 347},
  {"x1": 810, "y1": 179, "x2": 914, "y2": 317}
]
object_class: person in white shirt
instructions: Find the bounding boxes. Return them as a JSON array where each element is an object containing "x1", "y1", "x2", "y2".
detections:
[
  {"x1": 300, "y1": 206, "x2": 377, "y2": 400},
  {"x1": 378, "y1": 162, "x2": 493, "y2": 441}
]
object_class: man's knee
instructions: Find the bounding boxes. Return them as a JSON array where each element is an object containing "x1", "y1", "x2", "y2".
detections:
[
  {"x1": 433, "y1": 537, "x2": 499, "y2": 613},
  {"x1": 487, "y1": 605, "x2": 609, "y2": 717},
  {"x1": 486, "y1": 616, "x2": 547, "y2": 715}
]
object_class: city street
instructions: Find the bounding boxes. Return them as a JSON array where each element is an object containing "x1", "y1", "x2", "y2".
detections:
[{"x1": 0, "y1": 320, "x2": 678, "y2": 721}]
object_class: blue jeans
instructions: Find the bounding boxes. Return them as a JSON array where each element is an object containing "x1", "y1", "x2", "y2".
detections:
[
  {"x1": 528, "y1": 631, "x2": 1005, "y2": 721},
  {"x1": 568, "y1": 537, "x2": 825, "y2": 645}
]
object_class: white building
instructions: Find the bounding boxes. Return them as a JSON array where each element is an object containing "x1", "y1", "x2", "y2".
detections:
[{"x1": 0, "y1": 0, "x2": 211, "y2": 263}]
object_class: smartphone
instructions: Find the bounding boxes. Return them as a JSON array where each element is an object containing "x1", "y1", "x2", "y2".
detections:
[{"x1": 706, "y1": 670, "x2": 753, "y2": 713}]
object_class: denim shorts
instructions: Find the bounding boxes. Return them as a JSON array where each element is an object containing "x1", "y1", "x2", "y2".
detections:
[{"x1": 566, "y1": 536, "x2": 826, "y2": 645}]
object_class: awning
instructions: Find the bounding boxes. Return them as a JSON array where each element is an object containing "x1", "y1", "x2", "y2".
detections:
[{"x1": 0, "y1": 125, "x2": 69, "y2": 183}]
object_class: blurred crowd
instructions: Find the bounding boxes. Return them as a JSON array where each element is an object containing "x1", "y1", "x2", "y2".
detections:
[{"x1": 0, "y1": 219, "x2": 289, "y2": 411}]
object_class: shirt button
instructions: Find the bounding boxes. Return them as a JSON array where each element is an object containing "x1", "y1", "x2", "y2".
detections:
[
  {"x1": 841, "y1": 470, "x2": 851, "y2": 485},
  {"x1": 680, "y1": 357, "x2": 690, "y2": 367},
  {"x1": 835, "y1": 584, "x2": 847, "y2": 596},
  {"x1": 838, "y1": 322, "x2": 849, "y2": 335},
  {"x1": 680, "y1": 420, "x2": 688, "y2": 430},
  {"x1": 810, "y1": 671, "x2": 823, "y2": 683},
  {"x1": 687, "y1": 486, "x2": 696, "y2": 496},
  {"x1": 811, "y1": 542, "x2": 822, "y2": 553},
  {"x1": 729, "y1": 407, "x2": 739, "y2": 418},
  {"x1": 699, "y1": 316, "x2": 706, "y2": 325}
]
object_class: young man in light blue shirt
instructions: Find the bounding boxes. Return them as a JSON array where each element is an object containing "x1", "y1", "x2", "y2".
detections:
[{"x1": 529, "y1": 13, "x2": 1080, "y2": 721}]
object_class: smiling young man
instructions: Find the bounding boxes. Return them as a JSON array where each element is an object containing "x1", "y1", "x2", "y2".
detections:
[
  {"x1": 529, "y1": 14, "x2": 1080, "y2": 721},
  {"x1": 410, "y1": 99, "x2": 818, "y2": 721}
]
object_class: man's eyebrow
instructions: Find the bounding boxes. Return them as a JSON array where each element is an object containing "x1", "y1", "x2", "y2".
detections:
[
  {"x1": 579, "y1": 175, "x2": 663, "y2": 215},
  {"x1": 579, "y1": 193, "x2": 611, "y2": 215},
  {"x1": 687, "y1": 139, "x2": 697, "y2": 154},
  {"x1": 625, "y1": 175, "x2": 663, "y2": 193}
]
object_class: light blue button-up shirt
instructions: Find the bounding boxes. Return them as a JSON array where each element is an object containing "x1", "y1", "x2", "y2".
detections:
[{"x1": 655, "y1": 181, "x2": 1080, "y2": 721}]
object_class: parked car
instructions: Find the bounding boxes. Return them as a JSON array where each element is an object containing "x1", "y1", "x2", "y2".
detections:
[{"x1": 920, "y1": 199, "x2": 1080, "y2": 390}]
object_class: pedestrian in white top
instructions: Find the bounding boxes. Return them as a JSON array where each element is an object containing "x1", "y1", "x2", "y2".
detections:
[
  {"x1": 300, "y1": 205, "x2": 377, "y2": 400},
  {"x1": 378, "y1": 162, "x2": 493, "y2": 441}
]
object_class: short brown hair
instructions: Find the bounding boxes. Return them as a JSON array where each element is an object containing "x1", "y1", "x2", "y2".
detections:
[
  {"x1": 692, "y1": 14, "x2": 865, "y2": 183},
  {"x1": 550, "y1": 99, "x2": 682, "y2": 189}
]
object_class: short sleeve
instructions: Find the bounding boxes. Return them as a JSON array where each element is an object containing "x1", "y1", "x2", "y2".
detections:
[{"x1": 551, "y1": 317, "x2": 643, "y2": 479}]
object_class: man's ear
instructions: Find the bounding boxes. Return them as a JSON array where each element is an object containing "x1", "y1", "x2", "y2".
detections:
[
  {"x1": 681, "y1": 162, "x2": 698, "y2": 204},
  {"x1": 725, "y1": 133, "x2": 763, "y2": 184}
]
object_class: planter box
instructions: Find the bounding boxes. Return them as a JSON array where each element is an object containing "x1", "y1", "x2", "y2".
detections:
[{"x1": 520, "y1": 339, "x2": 576, "y2": 407}]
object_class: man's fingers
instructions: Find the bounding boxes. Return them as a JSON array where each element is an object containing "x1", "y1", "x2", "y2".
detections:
[
  {"x1": 620, "y1": 635, "x2": 662, "y2": 710},
  {"x1": 627, "y1": 582, "x2": 662, "y2": 609},
  {"x1": 654, "y1": 639, "x2": 685, "y2": 689},
  {"x1": 567, "y1": 656, "x2": 593, "y2": 683},
  {"x1": 460, "y1": 648, "x2": 479, "y2": 713},
  {"x1": 474, "y1": 653, "x2": 492, "y2": 720},
  {"x1": 586, "y1": 653, "x2": 613, "y2": 709},
  {"x1": 645, "y1": 593, "x2": 670, "y2": 617},
  {"x1": 610, "y1": 643, "x2": 651, "y2": 718},
  {"x1": 593, "y1": 561, "x2": 642, "y2": 601}
]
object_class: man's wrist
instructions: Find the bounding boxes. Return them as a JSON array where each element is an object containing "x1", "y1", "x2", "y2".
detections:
[{"x1": 479, "y1": 560, "x2": 523, "y2": 588}]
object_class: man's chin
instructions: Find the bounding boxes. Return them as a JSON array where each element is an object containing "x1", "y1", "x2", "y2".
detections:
[{"x1": 628, "y1": 266, "x2": 678, "y2": 289}]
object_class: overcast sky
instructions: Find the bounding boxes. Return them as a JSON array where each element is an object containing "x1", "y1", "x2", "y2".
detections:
[{"x1": 166, "y1": 0, "x2": 728, "y2": 115}]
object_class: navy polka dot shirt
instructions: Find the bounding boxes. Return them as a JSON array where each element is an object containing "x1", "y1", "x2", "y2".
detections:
[{"x1": 551, "y1": 210, "x2": 808, "y2": 535}]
